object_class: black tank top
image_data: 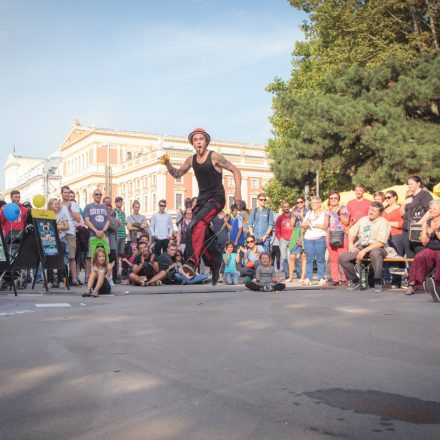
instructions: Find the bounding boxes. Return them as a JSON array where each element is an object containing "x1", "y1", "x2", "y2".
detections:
[{"x1": 192, "y1": 151, "x2": 225, "y2": 203}]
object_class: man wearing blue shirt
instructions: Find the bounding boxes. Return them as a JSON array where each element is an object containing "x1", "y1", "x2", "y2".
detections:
[{"x1": 248, "y1": 193, "x2": 274, "y2": 252}]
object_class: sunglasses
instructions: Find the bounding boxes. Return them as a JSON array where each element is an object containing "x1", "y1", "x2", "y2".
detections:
[
  {"x1": 176, "y1": 253, "x2": 183, "y2": 257},
  {"x1": 296, "y1": 201, "x2": 304, "y2": 204},
  {"x1": 258, "y1": 198, "x2": 267, "y2": 201},
  {"x1": 246, "y1": 240, "x2": 255, "y2": 244},
  {"x1": 94, "y1": 193, "x2": 102, "y2": 196},
  {"x1": 159, "y1": 204, "x2": 166, "y2": 207},
  {"x1": 385, "y1": 196, "x2": 394, "y2": 199},
  {"x1": 329, "y1": 196, "x2": 339, "y2": 200}
]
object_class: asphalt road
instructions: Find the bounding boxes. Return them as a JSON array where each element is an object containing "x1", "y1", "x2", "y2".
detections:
[{"x1": 1, "y1": 284, "x2": 439, "y2": 439}]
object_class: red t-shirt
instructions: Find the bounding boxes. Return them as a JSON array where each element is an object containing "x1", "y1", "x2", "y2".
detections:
[
  {"x1": 382, "y1": 207, "x2": 403, "y2": 236},
  {"x1": 346, "y1": 198, "x2": 371, "y2": 225},
  {"x1": 0, "y1": 203, "x2": 28, "y2": 235},
  {"x1": 275, "y1": 213, "x2": 293, "y2": 241}
]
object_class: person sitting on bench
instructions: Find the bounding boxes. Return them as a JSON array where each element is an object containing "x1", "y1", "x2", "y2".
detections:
[
  {"x1": 339, "y1": 201, "x2": 391, "y2": 293},
  {"x1": 406, "y1": 200, "x2": 440, "y2": 299}
]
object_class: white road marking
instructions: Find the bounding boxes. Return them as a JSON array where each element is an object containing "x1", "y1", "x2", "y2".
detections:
[{"x1": 35, "y1": 303, "x2": 72, "y2": 308}]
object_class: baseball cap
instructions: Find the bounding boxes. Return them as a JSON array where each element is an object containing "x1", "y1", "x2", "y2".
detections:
[{"x1": 115, "y1": 196, "x2": 123, "y2": 202}]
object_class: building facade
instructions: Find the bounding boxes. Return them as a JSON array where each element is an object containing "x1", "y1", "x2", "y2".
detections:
[
  {"x1": 1, "y1": 121, "x2": 274, "y2": 215},
  {"x1": 1, "y1": 153, "x2": 62, "y2": 203},
  {"x1": 59, "y1": 121, "x2": 273, "y2": 217}
]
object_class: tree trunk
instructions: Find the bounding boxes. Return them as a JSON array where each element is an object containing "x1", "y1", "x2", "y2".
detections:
[{"x1": 426, "y1": 0, "x2": 440, "y2": 51}]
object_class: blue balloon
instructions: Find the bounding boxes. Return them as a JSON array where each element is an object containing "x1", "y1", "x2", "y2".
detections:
[{"x1": 4, "y1": 203, "x2": 20, "y2": 222}]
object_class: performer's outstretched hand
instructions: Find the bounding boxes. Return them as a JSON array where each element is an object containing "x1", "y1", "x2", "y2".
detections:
[{"x1": 159, "y1": 153, "x2": 170, "y2": 164}]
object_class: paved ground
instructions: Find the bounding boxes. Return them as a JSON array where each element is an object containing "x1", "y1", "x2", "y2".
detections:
[{"x1": 1, "y1": 282, "x2": 439, "y2": 439}]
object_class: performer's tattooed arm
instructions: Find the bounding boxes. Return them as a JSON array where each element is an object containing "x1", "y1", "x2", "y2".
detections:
[
  {"x1": 164, "y1": 156, "x2": 192, "y2": 179},
  {"x1": 212, "y1": 152, "x2": 242, "y2": 207}
]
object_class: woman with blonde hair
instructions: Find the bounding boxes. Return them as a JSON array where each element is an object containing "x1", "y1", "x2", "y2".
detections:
[
  {"x1": 301, "y1": 196, "x2": 329, "y2": 286},
  {"x1": 47, "y1": 198, "x2": 69, "y2": 288}
]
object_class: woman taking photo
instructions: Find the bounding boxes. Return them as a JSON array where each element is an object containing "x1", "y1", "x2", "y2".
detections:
[
  {"x1": 326, "y1": 192, "x2": 350, "y2": 286},
  {"x1": 301, "y1": 196, "x2": 329, "y2": 286},
  {"x1": 401, "y1": 175, "x2": 432, "y2": 258},
  {"x1": 406, "y1": 200, "x2": 440, "y2": 297}
]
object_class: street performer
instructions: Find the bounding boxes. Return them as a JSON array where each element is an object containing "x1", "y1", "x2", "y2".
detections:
[{"x1": 160, "y1": 128, "x2": 242, "y2": 285}]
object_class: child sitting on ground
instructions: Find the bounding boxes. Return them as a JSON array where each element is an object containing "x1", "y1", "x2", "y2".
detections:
[
  {"x1": 83, "y1": 248, "x2": 114, "y2": 297},
  {"x1": 245, "y1": 252, "x2": 286, "y2": 292},
  {"x1": 223, "y1": 241, "x2": 240, "y2": 285}
]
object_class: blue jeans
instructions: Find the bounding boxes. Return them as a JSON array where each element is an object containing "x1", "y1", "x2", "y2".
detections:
[
  {"x1": 279, "y1": 238, "x2": 290, "y2": 277},
  {"x1": 224, "y1": 272, "x2": 239, "y2": 285},
  {"x1": 256, "y1": 236, "x2": 271, "y2": 253},
  {"x1": 174, "y1": 273, "x2": 208, "y2": 284},
  {"x1": 304, "y1": 237, "x2": 326, "y2": 280}
]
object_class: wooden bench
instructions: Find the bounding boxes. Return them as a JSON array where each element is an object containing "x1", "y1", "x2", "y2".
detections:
[{"x1": 358, "y1": 258, "x2": 414, "y2": 290}]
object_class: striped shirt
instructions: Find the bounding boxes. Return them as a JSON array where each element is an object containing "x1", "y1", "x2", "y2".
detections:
[{"x1": 114, "y1": 208, "x2": 127, "y2": 238}]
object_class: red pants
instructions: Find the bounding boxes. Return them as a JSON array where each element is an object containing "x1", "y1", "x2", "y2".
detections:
[
  {"x1": 408, "y1": 248, "x2": 440, "y2": 290},
  {"x1": 185, "y1": 199, "x2": 223, "y2": 268},
  {"x1": 327, "y1": 235, "x2": 348, "y2": 283}
]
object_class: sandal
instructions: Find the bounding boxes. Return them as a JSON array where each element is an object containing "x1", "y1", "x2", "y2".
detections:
[
  {"x1": 405, "y1": 285, "x2": 415, "y2": 295},
  {"x1": 91, "y1": 291, "x2": 99, "y2": 297},
  {"x1": 82, "y1": 289, "x2": 92, "y2": 297}
]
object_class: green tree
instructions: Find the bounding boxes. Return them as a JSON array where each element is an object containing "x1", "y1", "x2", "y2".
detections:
[
  {"x1": 267, "y1": 0, "x2": 440, "y2": 195},
  {"x1": 269, "y1": 55, "x2": 440, "y2": 195}
]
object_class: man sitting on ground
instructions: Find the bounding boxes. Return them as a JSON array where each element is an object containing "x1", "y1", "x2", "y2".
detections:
[
  {"x1": 146, "y1": 242, "x2": 179, "y2": 285},
  {"x1": 338, "y1": 201, "x2": 391, "y2": 293},
  {"x1": 128, "y1": 242, "x2": 158, "y2": 286}
]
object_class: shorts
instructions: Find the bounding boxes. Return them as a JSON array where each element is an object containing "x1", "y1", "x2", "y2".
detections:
[
  {"x1": 117, "y1": 237, "x2": 126, "y2": 255},
  {"x1": 289, "y1": 244, "x2": 304, "y2": 256},
  {"x1": 65, "y1": 234, "x2": 77, "y2": 259}
]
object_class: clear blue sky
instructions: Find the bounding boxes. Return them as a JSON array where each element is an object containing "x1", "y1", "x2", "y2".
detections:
[{"x1": 0, "y1": 0, "x2": 306, "y2": 190}]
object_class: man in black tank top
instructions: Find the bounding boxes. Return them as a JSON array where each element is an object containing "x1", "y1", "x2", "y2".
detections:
[{"x1": 160, "y1": 128, "x2": 242, "y2": 285}]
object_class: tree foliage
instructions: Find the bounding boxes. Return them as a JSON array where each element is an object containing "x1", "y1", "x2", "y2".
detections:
[{"x1": 267, "y1": 0, "x2": 440, "y2": 197}]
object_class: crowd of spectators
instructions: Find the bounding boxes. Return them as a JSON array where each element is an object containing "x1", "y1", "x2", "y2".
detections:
[{"x1": 0, "y1": 175, "x2": 439, "y2": 299}]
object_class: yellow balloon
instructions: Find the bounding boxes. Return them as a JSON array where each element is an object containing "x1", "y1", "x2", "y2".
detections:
[{"x1": 33, "y1": 194, "x2": 46, "y2": 208}]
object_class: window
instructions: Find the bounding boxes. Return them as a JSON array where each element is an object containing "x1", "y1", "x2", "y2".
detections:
[
  {"x1": 227, "y1": 177, "x2": 234, "y2": 187},
  {"x1": 136, "y1": 179, "x2": 140, "y2": 189},
  {"x1": 228, "y1": 196, "x2": 235, "y2": 209},
  {"x1": 129, "y1": 182, "x2": 133, "y2": 191},
  {"x1": 152, "y1": 193, "x2": 156, "y2": 210},
  {"x1": 175, "y1": 193, "x2": 183, "y2": 210},
  {"x1": 251, "y1": 197, "x2": 257, "y2": 209},
  {"x1": 145, "y1": 196, "x2": 148, "y2": 211},
  {"x1": 126, "y1": 151, "x2": 132, "y2": 161},
  {"x1": 251, "y1": 179, "x2": 258, "y2": 188},
  {"x1": 152, "y1": 175, "x2": 156, "y2": 185}
]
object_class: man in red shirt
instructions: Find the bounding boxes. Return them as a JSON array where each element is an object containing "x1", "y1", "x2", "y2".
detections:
[
  {"x1": 346, "y1": 184, "x2": 371, "y2": 225},
  {"x1": 275, "y1": 201, "x2": 294, "y2": 279},
  {"x1": 0, "y1": 190, "x2": 28, "y2": 238}
]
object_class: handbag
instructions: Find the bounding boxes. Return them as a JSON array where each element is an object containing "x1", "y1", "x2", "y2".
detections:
[
  {"x1": 329, "y1": 230, "x2": 345, "y2": 248},
  {"x1": 409, "y1": 222, "x2": 423, "y2": 243}
]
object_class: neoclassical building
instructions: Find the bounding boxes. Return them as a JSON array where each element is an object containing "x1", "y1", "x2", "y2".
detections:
[
  {"x1": 1, "y1": 152, "x2": 62, "y2": 202},
  {"x1": 59, "y1": 120, "x2": 273, "y2": 217}
]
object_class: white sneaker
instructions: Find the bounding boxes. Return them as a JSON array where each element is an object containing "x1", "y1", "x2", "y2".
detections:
[
  {"x1": 318, "y1": 278, "x2": 328, "y2": 287},
  {"x1": 302, "y1": 278, "x2": 311, "y2": 287}
]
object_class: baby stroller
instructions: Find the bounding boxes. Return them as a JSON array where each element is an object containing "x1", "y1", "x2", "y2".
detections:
[{"x1": 0, "y1": 229, "x2": 28, "y2": 291}]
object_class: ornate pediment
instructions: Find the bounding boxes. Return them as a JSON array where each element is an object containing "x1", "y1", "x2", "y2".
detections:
[{"x1": 59, "y1": 128, "x2": 92, "y2": 151}]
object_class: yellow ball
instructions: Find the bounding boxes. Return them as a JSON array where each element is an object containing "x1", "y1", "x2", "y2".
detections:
[{"x1": 33, "y1": 194, "x2": 46, "y2": 208}]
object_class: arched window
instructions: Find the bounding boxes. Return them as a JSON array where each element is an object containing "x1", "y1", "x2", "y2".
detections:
[{"x1": 126, "y1": 151, "x2": 132, "y2": 161}]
